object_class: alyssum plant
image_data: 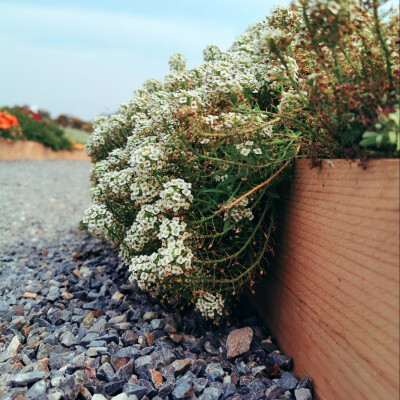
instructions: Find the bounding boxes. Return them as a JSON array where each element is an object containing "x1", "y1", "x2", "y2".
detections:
[{"x1": 82, "y1": 0, "x2": 399, "y2": 321}]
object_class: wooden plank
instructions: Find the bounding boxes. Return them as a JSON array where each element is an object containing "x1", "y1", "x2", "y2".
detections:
[{"x1": 248, "y1": 159, "x2": 399, "y2": 400}]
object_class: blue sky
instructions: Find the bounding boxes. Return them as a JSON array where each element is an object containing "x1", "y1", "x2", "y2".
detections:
[{"x1": 0, "y1": 0, "x2": 288, "y2": 120}]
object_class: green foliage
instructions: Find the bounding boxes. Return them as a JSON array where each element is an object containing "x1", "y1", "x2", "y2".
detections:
[
  {"x1": 360, "y1": 105, "x2": 400, "y2": 152},
  {"x1": 258, "y1": 0, "x2": 400, "y2": 156},
  {"x1": 3, "y1": 108, "x2": 72, "y2": 151}
]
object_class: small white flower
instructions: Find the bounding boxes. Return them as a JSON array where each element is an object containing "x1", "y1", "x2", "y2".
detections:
[{"x1": 240, "y1": 148, "x2": 251, "y2": 156}]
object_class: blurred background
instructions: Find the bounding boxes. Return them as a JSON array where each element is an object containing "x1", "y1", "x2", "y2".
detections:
[{"x1": 0, "y1": 0, "x2": 289, "y2": 122}]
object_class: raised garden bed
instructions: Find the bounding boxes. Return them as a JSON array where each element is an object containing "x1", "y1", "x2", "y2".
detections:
[
  {"x1": 247, "y1": 158, "x2": 400, "y2": 400},
  {"x1": 0, "y1": 139, "x2": 89, "y2": 161}
]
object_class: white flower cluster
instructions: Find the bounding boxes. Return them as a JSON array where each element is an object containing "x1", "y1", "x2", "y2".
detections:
[
  {"x1": 236, "y1": 141, "x2": 262, "y2": 156},
  {"x1": 214, "y1": 174, "x2": 228, "y2": 182},
  {"x1": 82, "y1": 204, "x2": 113, "y2": 236},
  {"x1": 128, "y1": 216, "x2": 193, "y2": 289},
  {"x1": 169, "y1": 53, "x2": 187, "y2": 72},
  {"x1": 277, "y1": 89, "x2": 307, "y2": 113},
  {"x1": 130, "y1": 177, "x2": 160, "y2": 205},
  {"x1": 224, "y1": 197, "x2": 254, "y2": 223},
  {"x1": 158, "y1": 217, "x2": 188, "y2": 241},
  {"x1": 157, "y1": 238, "x2": 194, "y2": 276},
  {"x1": 130, "y1": 139, "x2": 165, "y2": 177},
  {"x1": 196, "y1": 292, "x2": 225, "y2": 319},
  {"x1": 94, "y1": 168, "x2": 134, "y2": 201},
  {"x1": 107, "y1": 148, "x2": 129, "y2": 170},
  {"x1": 203, "y1": 45, "x2": 223, "y2": 62},
  {"x1": 160, "y1": 179, "x2": 193, "y2": 212},
  {"x1": 128, "y1": 254, "x2": 158, "y2": 290},
  {"x1": 85, "y1": 114, "x2": 131, "y2": 160},
  {"x1": 90, "y1": 160, "x2": 109, "y2": 184},
  {"x1": 124, "y1": 202, "x2": 161, "y2": 252}
]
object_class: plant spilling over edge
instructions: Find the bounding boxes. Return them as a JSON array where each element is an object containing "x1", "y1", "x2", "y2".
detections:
[{"x1": 81, "y1": 0, "x2": 399, "y2": 321}]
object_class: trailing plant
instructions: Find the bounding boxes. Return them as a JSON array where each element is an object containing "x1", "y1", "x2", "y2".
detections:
[{"x1": 82, "y1": 0, "x2": 399, "y2": 320}]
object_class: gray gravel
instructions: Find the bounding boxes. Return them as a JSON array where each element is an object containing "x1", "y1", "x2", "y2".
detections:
[
  {"x1": 0, "y1": 160, "x2": 313, "y2": 400},
  {"x1": 0, "y1": 160, "x2": 91, "y2": 250}
]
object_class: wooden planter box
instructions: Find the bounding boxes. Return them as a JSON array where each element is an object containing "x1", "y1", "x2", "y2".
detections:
[{"x1": 247, "y1": 159, "x2": 399, "y2": 400}]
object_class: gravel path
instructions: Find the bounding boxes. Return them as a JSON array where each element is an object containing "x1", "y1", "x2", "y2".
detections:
[
  {"x1": 0, "y1": 160, "x2": 91, "y2": 250},
  {"x1": 0, "y1": 161, "x2": 313, "y2": 400}
]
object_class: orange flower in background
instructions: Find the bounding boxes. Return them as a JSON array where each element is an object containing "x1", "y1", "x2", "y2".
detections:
[{"x1": 0, "y1": 111, "x2": 19, "y2": 130}]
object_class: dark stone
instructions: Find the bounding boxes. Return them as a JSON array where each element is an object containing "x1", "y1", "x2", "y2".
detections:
[
  {"x1": 100, "y1": 332, "x2": 120, "y2": 344},
  {"x1": 242, "y1": 390, "x2": 264, "y2": 400},
  {"x1": 204, "y1": 341, "x2": 219, "y2": 356},
  {"x1": 182, "y1": 336, "x2": 203, "y2": 354},
  {"x1": 123, "y1": 383, "x2": 148, "y2": 398},
  {"x1": 137, "y1": 379, "x2": 157, "y2": 398},
  {"x1": 199, "y1": 387, "x2": 224, "y2": 400},
  {"x1": 134, "y1": 355, "x2": 153, "y2": 374},
  {"x1": 104, "y1": 380, "x2": 125, "y2": 395},
  {"x1": 239, "y1": 374, "x2": 254, "y2": 386},
  {"x1": 113, "y1": 359, "x2": 134, "y2": 382},
  {"x1": 150, "y1": 319, "x2": 165, "y2": 331},
  {"x1": 297, "y1": 376, "x2": 313, "y2": 392},
  {"x1": 275, "y1": 372, "x2": 299, "y2": 391},
  {"x1": 0, "y1": 301, "x2": 9, "y2": 317},
  {"x1": 158, "y1": 380, "x2": 175, "y2": 398},
  {"x1": 171, "y1": 380, "x2": 193, "y2": 400},
  {"x1": 265, "y1": 385, "x2": 282, "y2": 400},
  {"x1": 159, "y1": 365, "x2": 176, "y2": 381},
  {"x1": 234, "y1": 360, "x2": 251, "y2": 375},
  {"x1": 26, "y1": 379, "x2": 47, "y2": 398},
  {"x1": 261, "y1": 340, "x2": 278, "y2": 354},
  {"x1": 190, "y1": 359, "x2": 207, "y2": 377},
  {"x1": 49, "y1": 352, "x2": 75, "y2": 370},
  {"x1": 272, "y1": 354, "x2": 293, "y2": 371},
  {"x1": 128, "y1": 309, "x2": 142, "y2": 322},
  {"x1": 88, "y1": 340, "x2": 107, "y2": 347},
  {"x1": 223, "y1": 383, "x2": 236, "y2": 398},
  {"x1": 97, "y1": 362, "x2": 115, "y2": 382},
  {"x1": 115, "y1": 346, "x2": 141, "y2": 358},
  {"x1": 248, "y1": 379, "x2": 266, "y2": 392},
  {"x1": 122, "y1": 330, "x2": 139, "y2": 346},
  {"x1": 205, "y1": 363, "x2": 225, "y2": 382},
  {"x1": 193, "y1": 378, "x2": 208, "y2": 395},
  {"x1": 11, "y1": 371, "x2": 47, "y2": 387},
  {"x1": 43, "y1": 331, "x2": 59, "y2": 345},
  {"x1": 150, "y1": 349, "x2": 177, "y2": 368},
  {"x1": 58, "y1": 372, "x2": 84, "y2": 400},
  {"x1": 81, "y1": 332, "x2": 100, "y2": 345}
]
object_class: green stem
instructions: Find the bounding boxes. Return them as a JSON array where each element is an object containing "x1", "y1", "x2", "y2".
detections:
[
  {"x1": 372, "y1": 0, "x2": 394, "y2": 87},
  {"x1": 196, "y1": 198, "x2": 271, "y2": 265}
]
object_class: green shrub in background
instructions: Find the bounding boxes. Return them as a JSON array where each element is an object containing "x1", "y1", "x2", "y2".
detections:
[
  {"x1": 82, "y1": 0, "x2": 399, "y2": 321},
  {"x1": 1, "y1": 107, "x2": 72, "y2": 151}
]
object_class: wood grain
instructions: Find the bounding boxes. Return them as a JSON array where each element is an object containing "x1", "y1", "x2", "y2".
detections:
[{"x1": 248, "y1": 159, "x2": 399, "y2": 400}]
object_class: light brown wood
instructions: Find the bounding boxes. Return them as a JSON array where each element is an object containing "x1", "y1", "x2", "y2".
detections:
[
  {"x1": 0, "y1": 139, "x2": 89, "y2": 161},
  {"x1": 248, "y1": 159, "x2": 400, "y2": 400}
]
